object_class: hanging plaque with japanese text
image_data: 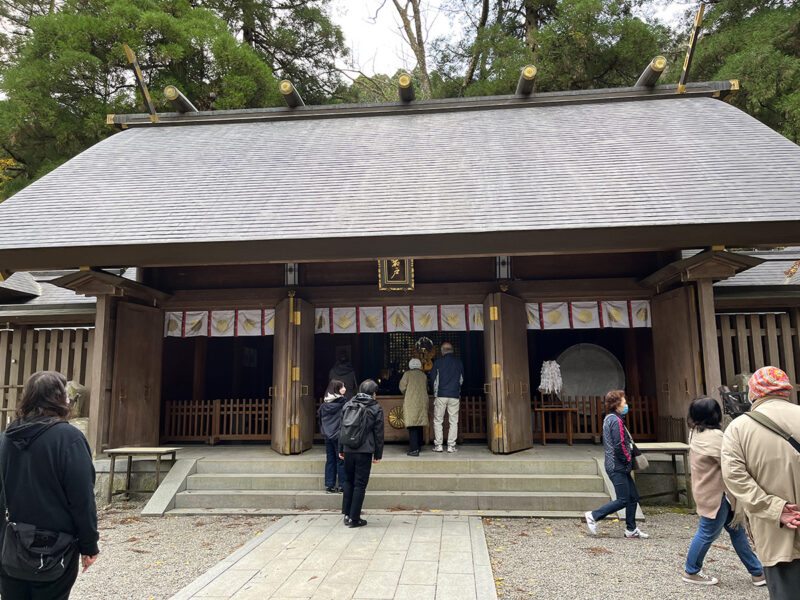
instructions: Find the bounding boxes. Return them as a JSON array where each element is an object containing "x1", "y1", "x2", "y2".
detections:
[{"x1": 378, "y1": 259, "x2": 414, "y2": 291}]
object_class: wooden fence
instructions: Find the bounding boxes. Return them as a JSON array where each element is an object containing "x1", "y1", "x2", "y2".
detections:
[
  {"x1": 165, "y1": 393, "x2": 657, "y2": 444},
  {"x1": 717, "y1": 311, "x2": 800, "y2": 404},
  {"x1": 162, "y1": 398, "x2": 272, "y2": 444},
  {"x1": 530, "y1": 394, "x2": 658, "y2": 442},
  {"x1": 0, "y1": 327, "x2": 94, "y2": 431}
]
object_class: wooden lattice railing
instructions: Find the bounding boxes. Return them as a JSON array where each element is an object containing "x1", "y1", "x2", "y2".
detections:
[
  {"x1": 163, "y1": 393, "x2": 657, "y2": 444},
  {"x1": 162, "y1": 398, "x2": 271, "y2": 444}
]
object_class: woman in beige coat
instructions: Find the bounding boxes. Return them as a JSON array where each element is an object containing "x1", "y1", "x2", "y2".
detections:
[
  {"x1": 683, "y1": 396, "x2": 765, "y2": 587},
  {"x1": 400, "y1": 358, "x2": 429, "y2": 456}
]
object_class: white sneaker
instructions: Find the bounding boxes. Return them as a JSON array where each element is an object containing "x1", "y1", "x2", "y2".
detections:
[
  {"x1": 624, "y1": 528, "x2": 649, "y2": 539},
  {"x1": 584, "y1": 511, "x2": 598, "y2": 535},
  {"x1": 432, "y1": 445, "x2": 443, "y2": 452},
  {"x1": 447, "y1": 445, "x2": 457, "y2": 453},
  {"x1": 682, "y1": 571, "x2": 719, "y2": 585}
]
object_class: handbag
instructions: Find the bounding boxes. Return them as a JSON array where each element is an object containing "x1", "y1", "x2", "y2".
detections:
[
  {"x1": 0, "y1": 423, "x2": 78, "y2": 582},
  {"x1": 625, "y1": 425, "x2": 649, "y2": 471}
]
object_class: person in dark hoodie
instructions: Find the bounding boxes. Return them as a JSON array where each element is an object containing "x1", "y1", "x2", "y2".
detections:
[
  {"x1": 585, "y1": 389, "x2": 649, "y2": 539},
  {"x1": 318, "y1": 379, "x2": 347, "y2": 493},
  {"x1": 0, "y1": 370, "x2": 99, "y2": 599},
  {"x1": 329, "y1": 353, "x2": 358, "y2": 399},
  {"x1": 338, "y1": 379, "x2": 384, "y2": 528}
]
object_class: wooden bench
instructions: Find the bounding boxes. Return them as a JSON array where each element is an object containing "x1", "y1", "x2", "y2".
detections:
[
  {"x1": 105, "y1": 447, "x2": 179, "y2": 504},
  {"x1": 635, "y1": 442, "x2": 693, "y2": 508}
]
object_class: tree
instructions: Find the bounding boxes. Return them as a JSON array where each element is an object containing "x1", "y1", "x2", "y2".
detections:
[
  {"x1": 0, "y1": 0, "x2": 280, "y2": 199},
  {"x1": 685, "y1": 0, "x2": 800, "y2": 143},
  {"x1": 432, "y1": 0, "x2": 669, "y2": 97},
  {"x1": 198, "y1": 0, "x2": 347, "y2": 105}
]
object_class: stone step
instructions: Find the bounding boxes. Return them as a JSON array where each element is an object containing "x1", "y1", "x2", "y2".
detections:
[
  {"x1": 166, "y1": 507, "x2": 589, "y2": 518},
  {"x1": 186, "y1": 472, "x2": 606, "y2": 493},
  {"x1": 194, "y1": 458, "x2": 599, "y2": 476},
  {"x1": 173, "y1": 489, "x2": 609, "y2": 512}
]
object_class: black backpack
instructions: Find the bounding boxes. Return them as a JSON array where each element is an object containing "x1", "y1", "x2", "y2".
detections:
[{"x1": 339, "y1": 401, "x2": 370, "y2": 448}]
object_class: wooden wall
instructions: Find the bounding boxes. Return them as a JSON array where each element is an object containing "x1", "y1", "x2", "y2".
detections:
[
  {"x1": 717, "y1": 309, "x2": 800, "y2": 404},
  {"x1": 0, "y1": 326, "x2": 94, "y2": 429}
]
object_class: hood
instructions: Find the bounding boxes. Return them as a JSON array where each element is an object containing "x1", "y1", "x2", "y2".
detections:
[
  {"x1": 3, "y1": 416, "x2": 63, "y2": 450},
  {"x1": 323, "y1": 393, "x2": 343, "y2": 403},
  {"x1": 351, "y1": 393, "x2": 378, "y2": 406},
  {"x1": 330, "y1": 362, "x2": 354, "y2": 377}
]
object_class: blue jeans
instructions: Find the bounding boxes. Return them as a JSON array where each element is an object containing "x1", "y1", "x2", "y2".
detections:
[
  {"x1": 685, "y1": 494, "x2": 763, "y2": 576},
  {"x1": 324, "y1": 438, "x2": 346, "y2": 488},
  {"x1": 592, "y1": 471, "x2": 640, "y2": 531}
]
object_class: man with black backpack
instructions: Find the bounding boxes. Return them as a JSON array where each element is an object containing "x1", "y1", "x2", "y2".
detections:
[{"x1": 338, "y1": 379, "x2": 384, "y2": 528}]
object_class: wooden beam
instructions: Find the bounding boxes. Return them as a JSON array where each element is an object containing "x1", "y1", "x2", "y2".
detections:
[
  {"x1": 108, "y1": 80, "x2": 739, "y2": 129},
  {"x1": 162, "y1": 278, "x2": 650, "y2": 310},
  {"x1": 695, "y1": 279, "x2": 722, "y2": 400},
  {"x1": 2, "y1": 221, "x2": 796, "y2": 271},
  {"x1": 87, "y1": 296, "x2": 117, "y2": 456}
]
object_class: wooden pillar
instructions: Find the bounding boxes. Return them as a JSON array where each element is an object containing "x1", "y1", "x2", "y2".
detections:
[
  {"x1": 695, "y1": 279, "x2": 722, "y2": 400},
  {"x1": 88, "y1": 296, "x2": 117, "y2": 456}
]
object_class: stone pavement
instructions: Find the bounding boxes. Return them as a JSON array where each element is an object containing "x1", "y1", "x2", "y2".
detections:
[{"x1": 170, "y1": 513, "x2": 497, "y2": 600}]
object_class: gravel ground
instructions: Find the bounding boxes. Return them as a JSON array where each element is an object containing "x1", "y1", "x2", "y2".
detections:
[
  {"x1": 485, "y1": 507, "x2": 769, "y2": 600},
  {"x1": 72, "y1": 503, "x2": 277, "y2": 600}
]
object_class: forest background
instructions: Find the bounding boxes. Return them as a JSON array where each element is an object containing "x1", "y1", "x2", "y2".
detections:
[{"x1": 0, "y1": 0, "x2": 797, "y2": 200}]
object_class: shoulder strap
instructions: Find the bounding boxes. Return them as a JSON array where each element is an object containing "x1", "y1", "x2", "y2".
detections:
[{"x1": 744, "y1": 411, "x2": 800, "y2": 454}]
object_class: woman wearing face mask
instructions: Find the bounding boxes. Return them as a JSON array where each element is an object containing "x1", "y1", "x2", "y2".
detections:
[{"x1": 585, "y1": 389, "x2": 649, "y2": 539}]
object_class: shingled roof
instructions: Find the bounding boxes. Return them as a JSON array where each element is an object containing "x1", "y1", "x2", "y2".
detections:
[{"x1": 1, "y1": 82, "x2": 799, "y2": 269}]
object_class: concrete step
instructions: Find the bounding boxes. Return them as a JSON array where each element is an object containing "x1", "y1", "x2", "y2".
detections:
[
  {"x1": 195, "y1": 458, "x2": 599, "y2": 476},
  {"x1": 186, "y1": 472, "x2": 606, "y2": 493},
  {"x1": 173, "y1": 489, "x2": 609, "y2": 512}
]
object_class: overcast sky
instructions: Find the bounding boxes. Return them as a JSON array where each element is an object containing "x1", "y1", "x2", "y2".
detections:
[{"x1": 329, "y1": 1, "x2": 695, "y2": 76}]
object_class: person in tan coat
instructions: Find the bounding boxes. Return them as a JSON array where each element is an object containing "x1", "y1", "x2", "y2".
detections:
[
  {"x1": 399, "y1": 358, "x2": 429, "y2": 457},
  {"x1": 722, "y1": 366, "x2": 800, "y2": 599},
  {"x1": 682, "y1": 396, "x2": 764, "y2": 586}
]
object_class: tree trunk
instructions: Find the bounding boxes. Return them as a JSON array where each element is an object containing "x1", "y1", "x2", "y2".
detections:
[
  {"x1": 392, "y1": 0, "x2": 432, "y2": 98},
  {"x1": 461, "y1": 0, "x2": 490, "y2": 92}
]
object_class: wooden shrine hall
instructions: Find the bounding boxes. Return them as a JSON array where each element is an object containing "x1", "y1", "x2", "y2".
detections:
[{"x1": 0, "y1": 77, "x2": 799, "y2": 457}]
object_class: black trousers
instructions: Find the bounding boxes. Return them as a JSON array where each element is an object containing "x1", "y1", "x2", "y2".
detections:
[
  {"x1": 407, "y1": 426, "x2": 423, "y2": 452},
  {"x1": 765, "y1": 559, "x2": 800, "y2": 600},
  {"x1": 342, "y1": 452, "x2": 373, "y2": 521},
  {"x1": 0, "y1": 550, "x2": 79, "y2": 600}
]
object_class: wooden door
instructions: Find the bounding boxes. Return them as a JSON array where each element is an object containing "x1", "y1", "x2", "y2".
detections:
[
  {"x1": 271, "y1": 295, "x2": 315, "y2": 454},
  {"x1": 109, "y1": 303, "x2": 163, "y2": 447},
  {"x1": 651, "y1": 286, "x2": 703, "y2": 424},
  {"x1": 483, "y1": 293, "x2": 533, "y2": 453}
]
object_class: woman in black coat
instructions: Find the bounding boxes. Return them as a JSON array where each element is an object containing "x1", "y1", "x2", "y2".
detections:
[
  {"x1": 0, "y1": 371, "x2": 99, "y2": 599},
  {"x1": 318, "y1": 379, "x2": 347, "y2": 493}
]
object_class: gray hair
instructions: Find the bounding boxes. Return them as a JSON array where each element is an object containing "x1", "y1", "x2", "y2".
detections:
[{"x1": 441, "y1": 343, "x2": 454, "y2": 355}]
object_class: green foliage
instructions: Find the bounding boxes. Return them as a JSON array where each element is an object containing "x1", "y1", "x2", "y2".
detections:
[
  {"x1": 431, "y1": 0, "x2": 669, "y2": 97},
  {"x1": 687, "y1": 0, "x2": 800, "y2": 143},
  {"x1": 0, "y1": 0, "x2": 280, "y2": 199},
  {"x1": 198, "y1": 0, "x2": 346, "y2": 105}
]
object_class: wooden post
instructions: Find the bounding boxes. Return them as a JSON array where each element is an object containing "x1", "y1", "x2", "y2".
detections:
[
  {"x1": 88, "y1": 296, "x2": 117, "y2": 456},
  {"x1": 695, "y1": 279, "x2": 722, "y2": 400}
]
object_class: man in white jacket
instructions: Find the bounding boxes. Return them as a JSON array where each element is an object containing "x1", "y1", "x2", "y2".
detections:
[{"x1": 722, "y1": 367, "x2": 800, "y2": 599}]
